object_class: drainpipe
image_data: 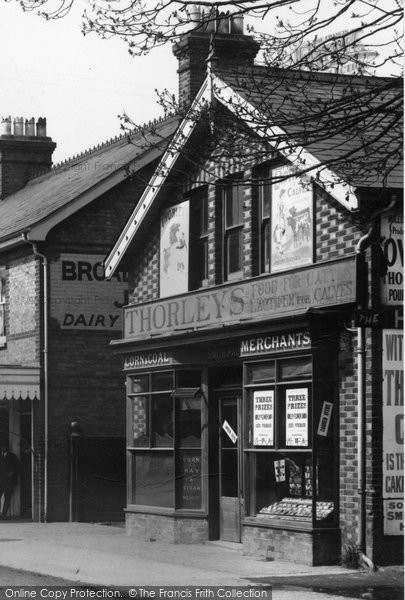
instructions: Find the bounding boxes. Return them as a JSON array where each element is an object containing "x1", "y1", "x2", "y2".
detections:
[
  {"x1": 354, "y1": 195, "x2": 397, "y2": 565},
  {"x1": 22, "y1": 234, "x2": 49, "y2": 523}
]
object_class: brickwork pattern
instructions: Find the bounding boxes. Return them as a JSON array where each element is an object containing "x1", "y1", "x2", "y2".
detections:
[{"x1": 126, "y1": 512, "x2": 209, "y2": 544}]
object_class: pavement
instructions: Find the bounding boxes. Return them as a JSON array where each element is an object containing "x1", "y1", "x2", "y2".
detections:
[{"x1": 0, "y1": 521, "x2": 402, "y2": 599}]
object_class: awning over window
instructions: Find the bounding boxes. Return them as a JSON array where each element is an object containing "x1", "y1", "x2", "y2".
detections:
[{"x1": 0, "y1": 366, "x2": 40, "y2": 401}]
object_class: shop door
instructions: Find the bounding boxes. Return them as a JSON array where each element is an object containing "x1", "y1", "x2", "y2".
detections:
[{"x1": 219, "y1": 395, "x2": 242, "y2": 542}]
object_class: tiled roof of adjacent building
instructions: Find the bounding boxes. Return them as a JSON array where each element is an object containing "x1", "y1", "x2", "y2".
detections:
[{"x1": 0, "y1": 115, "x2": 180, "y2": 241}]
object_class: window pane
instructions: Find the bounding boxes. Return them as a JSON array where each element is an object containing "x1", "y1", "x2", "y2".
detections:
[
  {"x1": 132, "y1": 452, "x2": 174, "y2": 507},
  {"x1": 260, "y1": 181, "x2": 271, "y2": 219},
  {"x1": 130, "y1": 375, "x2": 149, "y2": 394},
  {"x1": 177, "y1": 397, "x2": 201, "y2": 447},
  {"x1": 252, "y1": 452, "x2": 314, "y2": 518},
  {"x1": 130, "y1": 396, "x2": 149, "y2": 447},
  {"x1": 176, "y1": 450, "x2": 202, "y2": 509},
  {"x1": 152, "y1": 394, "x2": 174, "y2": 447},
  {"x1": 225, "y1": 185, "x2": 243, "y2": 227},
  {"x1": 246, "y1": 362, "x2": 275, "y2": 383},
  {"x1": 261, "y1": 220, "x2": 271, "y2": 273},
  {"x1": 280, "y1": 357, "x2": 312, "y2": 380},
  {"x1": 151, "y1": 371, "x2": 173, "y2": 391},
  {"x1": 227, "y1": 229, "x2": 242, "y2": 273}
]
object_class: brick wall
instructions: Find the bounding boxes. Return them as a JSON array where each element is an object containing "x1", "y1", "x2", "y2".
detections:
[{"x1": 126, "y1": 512, "x2": 209, "y2": 544}]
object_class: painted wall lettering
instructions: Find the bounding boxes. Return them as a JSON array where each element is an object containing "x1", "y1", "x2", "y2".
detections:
[{"x1": 50, "y1": 254, "x2": 128, "y2": 330}]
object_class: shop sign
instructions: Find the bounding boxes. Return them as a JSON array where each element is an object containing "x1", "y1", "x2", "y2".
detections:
[
  {"x1": 160, "y1": 200, "x2": 189, "y2": 298},
  {"x1": 317, "y1": 401, "x2": 333, "y2": 436},
  {"x1": 241, "y1": 331, "x2": 310, "y2": 357},
  {"x1": 381, "y1": 213, "x2": 403, "y2": 306},
  {"x1": 124, "y1": 352, "x2": 173, "y2": 370},
  {"x1": 50, "y1": 254, "x2": 128, "y2": 330},
  {"x1": 382, "y1": 328, "x2": 404, "y2": 535},
  {"x1": 253, "y1": 391, "x2": 274, "y2": 446},
  {"x1": 383, "y1": 499, "x2": 404, "y2": 535},
  {"x1": 286, "y1": 388, "x2": 308, "y2": 446},
  {"x1": 271, "y1": 165, "x2": 313, "y2": 273},
  {"x1": 124, "y1": 258, "x2": 356, "y2": 340}
]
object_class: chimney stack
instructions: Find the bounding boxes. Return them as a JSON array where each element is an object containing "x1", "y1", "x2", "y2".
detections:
[
  {"x1": 173, "y1": 10, "x2": 260, "y2": 108},
  {"x1": 0, "y1": 116, "x2": 56, "y2": 199}
]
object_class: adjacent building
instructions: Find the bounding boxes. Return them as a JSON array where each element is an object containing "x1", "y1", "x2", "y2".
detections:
[
  {"x1": 0, "y1": 114, "x2": 178, "y2": 521},
  {"x1": 105, "y1": 16, "x2": 403, "y2": 565}
]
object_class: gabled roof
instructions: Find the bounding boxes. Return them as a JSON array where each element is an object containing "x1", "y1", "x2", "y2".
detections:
[
  {"x1": 0, "y1": 115, "x2": 180, "y2": 248},
  {"x1": 105, "y1": 66, "x2": 403, "y2": 277}
]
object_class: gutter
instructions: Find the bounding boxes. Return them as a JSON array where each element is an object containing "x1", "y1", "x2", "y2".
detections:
[
  {"x1": 354, "y1": 195, "x2": 397, "y2": 567},
  {"x1": 22, "y1": 233, "x2": 49, "y2": 523}
]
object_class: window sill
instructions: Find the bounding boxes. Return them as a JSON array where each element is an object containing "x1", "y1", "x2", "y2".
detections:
[
  {"x1": 243, "y1": 517, "x2": 338, "y2": 532},
  {"x1": 125, "y1": 505, "x2": 207, "y2": 519}
]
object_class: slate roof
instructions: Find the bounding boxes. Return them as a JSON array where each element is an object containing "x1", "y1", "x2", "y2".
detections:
[
  {"x1": 214, "y1": 66, "x2": 403, "y2": 189},
  {"x1": 0, "y1": 115, "x2": 180, "y2": 241}
]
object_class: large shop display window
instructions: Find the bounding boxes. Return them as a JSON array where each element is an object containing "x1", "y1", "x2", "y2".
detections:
[
  {"x1": 127, "y1": 370, "x2": 204, "y2": 511},
  {"x1": 244, "y1": 356, "x2": 336, "y2": 527}
]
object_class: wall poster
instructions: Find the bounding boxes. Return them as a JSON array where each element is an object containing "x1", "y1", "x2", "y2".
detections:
[
  {"x1": 382, "y1": 328, "x2": 404, "y2": 535},
  {"x1": 381, "y1": 212, "x2": 403, "y2": 306},
  {"x1": 253, "y1": 390, "x2": 274, "y2": 445},
  {"x1": 271, "y1": 164, "x2": 313, "y2": 273},
  {"x1": 286, "y1": 388, "x2": 309, "y2": 446},
  {"x1": 160, "y1": 200, "x2": 189, "y2": 298}
]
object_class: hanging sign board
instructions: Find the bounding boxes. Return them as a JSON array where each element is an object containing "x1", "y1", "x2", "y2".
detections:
[
  {"x1": 286, "y1": 388, "x2": 309, "y2": 446},
  {"x1": 382, "y1": 328, "x2": 404, "y2": 535},
  {"x1": 317, "y1": 401, "x2": 333, "y2": 437},
  {"x1": 160, "y1": 200, "x2": 189, "y2": 298},
  {"x1": 381, "y1": 213, "x2": 403, "y2": 306},
  {"x1": 253, "y1": 391, "x2": 274, "y2": 446}
]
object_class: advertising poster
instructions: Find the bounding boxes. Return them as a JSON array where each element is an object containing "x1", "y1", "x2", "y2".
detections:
[
  {"x1": 286, "y1": 388, "x2": 308, "y2": 446},
  {"x1": 382, "y1": 328, "x2": 404, "y2": 535},
  {"x1": 381, "y1": 213, "x2": 403, "y2": 306},
  {"x1": 271, "y1": 164, "x2": 313, "y2": 273},
  {"x1": 253, "y1": 390, "x2": 274, "y2": 445},
  {"x1": 50, "y1": 254, "x2": 128, "y2": 330},
  {"x1": 160, "y1": 200, "x2": 189, "y2": 298}
]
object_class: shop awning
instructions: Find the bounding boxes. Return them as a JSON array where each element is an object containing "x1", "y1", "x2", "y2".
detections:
[{"x1": 0, "y1": 366, "x2": 40, "y2": 401}]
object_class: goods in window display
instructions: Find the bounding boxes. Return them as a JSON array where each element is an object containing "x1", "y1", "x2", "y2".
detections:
[{"x1": 258, "y1": 498, "x2": 334, "y2": 521}]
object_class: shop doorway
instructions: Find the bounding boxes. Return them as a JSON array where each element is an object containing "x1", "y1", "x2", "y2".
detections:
[{"x1": 218, "y1": 394, "x2": 242, "y2": 542}]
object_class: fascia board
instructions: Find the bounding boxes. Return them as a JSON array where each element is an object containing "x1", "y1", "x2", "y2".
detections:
[
  {"x1": 211, "y1": 73, "x2": 358, "y2": 211},
  {"x1": 104, "y1": 78, "x2": 211, "y2": 279}
]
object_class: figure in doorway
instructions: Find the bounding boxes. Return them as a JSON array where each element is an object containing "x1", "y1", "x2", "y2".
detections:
[{"x1": 0, "y1": 444, "x2": 20, "y2": 519}]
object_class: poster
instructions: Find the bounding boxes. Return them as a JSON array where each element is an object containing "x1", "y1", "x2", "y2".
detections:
[
  {"x1": 271, "y1": 164, "x2": 313, "y2": 273},
  {"x1": 160, "y1": 200, "x2": 189, "y2": 298},
  {"x1": 381, "y1": 213, "x2": 403, "y2": 306},
  {"x1": 382, "y1": 328, "x2": 404, "y2": 535},
  {"x1": 286, "y1": 388, "x2": 308, "y2": 446},
  {"x1": 253, "y1": 390, "x2": 274, "y2": 445}
]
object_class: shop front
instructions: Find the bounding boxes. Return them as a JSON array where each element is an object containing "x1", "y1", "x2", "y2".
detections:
[{"x1": 116, "y1": 257, "x2": 355, "y2": 565}]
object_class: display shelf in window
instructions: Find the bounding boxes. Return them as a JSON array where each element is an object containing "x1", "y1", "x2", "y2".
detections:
[{"x1": 258, "y1": 498, "x2": 334, "y2": 522}]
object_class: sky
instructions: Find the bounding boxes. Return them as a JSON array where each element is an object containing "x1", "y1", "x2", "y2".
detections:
[
  {"x1": 1, "y1": 1, "x2": 400, "y2": 164},
  {"x1": 1, "y1": 1, "x2": 178, "y2": 162}
]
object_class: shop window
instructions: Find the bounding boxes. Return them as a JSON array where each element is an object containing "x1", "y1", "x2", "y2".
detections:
[
  {"x1": 223, "y1": 180, "x2": 244, "y2": 280},
  {"x1": 244, "y1": 356, "x2": 336, "y2": 527},
  {"x1": 0, "y1": 269, "x2": 6, "y2": 347},
  {"x1": 189, "y1": 187, "x2": 209, "y2": 290},
  {"x1": 127, "y1": 370, "x2": 204, "y2": 511}
]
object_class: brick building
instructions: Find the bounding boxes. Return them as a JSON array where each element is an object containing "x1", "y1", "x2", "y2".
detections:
[
  {"x1": 0, "y1": 114, "x2": 178, "y2": 521},
  {"x1": 105, "y1": 16, "x2": 403, "y2": 565}
]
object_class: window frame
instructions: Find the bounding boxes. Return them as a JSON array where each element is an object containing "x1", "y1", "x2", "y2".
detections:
[
  {"x1": 188, "y1": 187, "x2": 209, "y2": 290},
  {"x1": 0, "y1": 268, "x2": 6, "y2": 347},
  {"x1": 222, "y1": 179, "x2": 244, "y2": 281}
]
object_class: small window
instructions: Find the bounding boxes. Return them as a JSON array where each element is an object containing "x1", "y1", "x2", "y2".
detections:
[
  {"x1": 223, "y1": 181, "x2": 244, "y2": 280},
  {"x1": 258, "y1": 170, "x2": 271, "y2": 273},
  {"x1": 189, "y1": 187, "x2": 208, "y2": 290}
]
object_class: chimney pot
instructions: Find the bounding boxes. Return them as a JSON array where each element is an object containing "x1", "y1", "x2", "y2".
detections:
[
  {"x1": 0, "y1": 117, "x2": 12, "y2": 136},
  {"x1": 217, "y1": 13, "x2": 230, "y2": 34},
  {"x1": 36, "y1": 117, "x2": 47, "y2": 138},
  {"x1": 25, "y1": 117, "x2": 36, "y2": 137},
  {"x1": 14, "y1": 117, "x2": 24, "y2": 136},
  {"x1": 230, "y1": 14, "x2": 244, "y2": 34}
]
